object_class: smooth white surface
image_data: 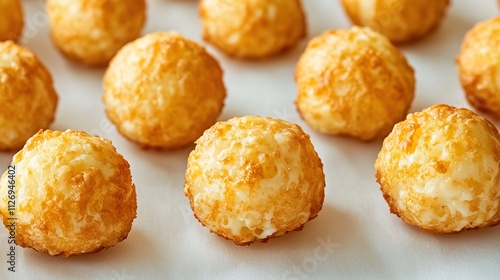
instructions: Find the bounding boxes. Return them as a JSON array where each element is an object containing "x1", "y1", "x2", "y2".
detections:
[{"x1": 1, "y1": 0, "x2": 500, "y2": 279}]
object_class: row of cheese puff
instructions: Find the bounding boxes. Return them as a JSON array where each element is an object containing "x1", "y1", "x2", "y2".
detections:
[
  {"x1": 2, "y1": 104, "x2": 500, "y2": 257},
  {"x1": 1, "y1": 106, "x2": 500, "y2": 257},
  {"x1": 2, "y1": 13, "x2": 500, "y2": 150},
  {"x1": 1, "y1": 0, "x2": 452, "y2": 64}
]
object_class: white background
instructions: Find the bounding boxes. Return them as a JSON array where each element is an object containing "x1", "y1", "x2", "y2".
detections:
[{"x1": 1, "y1": 0, "x2": 500, "y2": 279}]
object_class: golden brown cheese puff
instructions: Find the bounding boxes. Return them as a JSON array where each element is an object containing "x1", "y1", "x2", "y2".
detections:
[
  {"x1": 375, "y1": 104, "x2": 500, "y2": 234},
  {"x1": 0, "y1": 0, "x2": 23, "y2": 42},
  {"x1": 103, "y1": 32, "x2": 226, "y2": 149},
  {"x1": 340, "y1": 0, "x2": 450, "y2": 43},
  {"x1": 0, "y1": 41, "x2": 58, "y2": 151},
  {"x1": 47, "y1": 0, "x2": 146, "y2": 66},
  {"x1": 199, "y1": 0, "x2": 307, "y2": 59},
  {"x1": 457, "y1": 16, "x2": 500, "y2": 118},
  {"x1": 295, "y1": 27, "x2": 415, "y2": 141},
  {"x1": 0, "y1": 130, "x2": 137, "y2": 257},
  {"x1": 184, "y1": 116, "x2": 325, "y2": 245}
]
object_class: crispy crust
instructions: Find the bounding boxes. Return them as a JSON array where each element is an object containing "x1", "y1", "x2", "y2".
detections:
[
  {"x1": 340, "y1": 0, "x2": 450, "y2": 43},
  {"x1": 375, "y1": 104, "x2": 500, "y2": 233},
  {"x1": 295, "y1": 27, "x2": 415, "y2": 141},
  {"x1": 0, "y1": 0, "x2": 23, "y2": 42},
  {"x1": 47, "y1": 0, "x2": 146, "y2": 66},
  {"x1": 0, "y1": 41, "x2": 58, "y2": 151},
  {"x1": 184, "y1": 116, "x2": 325, "y2": 245},
  {"x1": 457, "y1": 16, "x2": 500, "y2": 118},
  {"x1": 103, "y1": 32, "x2": 226, "y2": 149},
  {"x1": 0, "y1": 130, "x2": 137, "y2": 257},
  {"x1": 200, "y1": 0, "x2": 307, "y2": 59}
]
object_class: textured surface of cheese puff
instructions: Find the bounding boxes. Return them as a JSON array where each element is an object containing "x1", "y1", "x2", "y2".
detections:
[
  {"x1": 103, "y1": 32, "x2": 226, "y2": 149},
  {"x1": 185, "y1": 116, "x2": 325, "y2": 245},
  {"x1": 0, "y1": 41, "x2": 58, "y2": 151},
  {"x1": 0, "y1": 130, "x2": 137, "y2": 257},
  {"x1": 375, "y1": 104, "x2": 500, "y2": 233},
  {"x1": 295, "y1": 27, "x2": 415, "y2": 141}
]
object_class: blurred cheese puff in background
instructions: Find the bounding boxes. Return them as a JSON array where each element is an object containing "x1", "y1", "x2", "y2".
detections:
[
  {"x1": 200, "y1": 0, "x2": 307, "y2": 59},
  {"x1": 47, "y1": 0, "x2": 146, "y2": 66},
  {"x1": 340, "y1": 0, "x2": 450, "y2": 43},
  {"x1": 0, "y1": 0, "x2": 23, "y2": 42},
  {"x1": 457, "y1": 16, "x2": 500, "y2": 118},
  {"x1": 0, "y1": 41, "x2": 58, "y2": 151}
]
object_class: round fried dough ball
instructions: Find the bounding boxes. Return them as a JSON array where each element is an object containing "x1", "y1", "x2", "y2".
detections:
[
  {"x1": 103, "y1": 32, "x2": 226, "y2": 149},
  {"x1": 47, "y1": 0, "x2": 146, "y2": 66},
  {"x1": 295, "y1": 27, "x2": 415, "y2": 141},
  {"x1": 340, "y1": 0, "x2": 450, "y2": 43},
  {"x1": 184, "y1": 116, "x2": 325, "y2": 245},
  {"x1": 0, "y1": 0, "x2": 23, "y2": 42},
  {"x1": 457, "y1": 16, "x2": 500, "y2": 118},
  {"x1": 375, "y1": 104, "x2": 500, "y2": 233},
  {"x1": 200, "y1": 0, "x2": 307, "y2": 59},
  {"x1": 0, "y1": 130, "x2": 137, "y2": 257},
  {"x1": 0, "y1": 41, "x2": 58, "y2": 151}
]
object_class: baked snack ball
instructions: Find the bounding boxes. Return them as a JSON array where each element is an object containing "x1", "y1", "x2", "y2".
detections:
[
  {"x1": 103, "y1": 32, "x2": 226, "y2": 149},
  {"x1": 0, "y1": 0, "x2": 23, "y2": 42},
  {"x1": 0, "y1": 130, "x2": 137, "y2": 257},
  {"x1": 199, "y1": 0, "x2": 306, "y2": 59},
  {"x1": 0, "y1": 41, "x2": 58, "y2": 151},
  {"x1": 457, "y1": 16, "x2": 500, "y2": 118},
  {"x1": 375, "y1": 104, "x2": 500, "y2": 233},
  {"x1": 295, "y1": 27, "x2": 415, "y2": 141},
  {"x1": 340, "y1": 0, "x2": 450, "y2": 43},
  {"x1": 46, "y1": 0, "x2": 146, "y2": 66},
  {"x1": 184, "y1": 116, "x2": 325, "y2": 245}
]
